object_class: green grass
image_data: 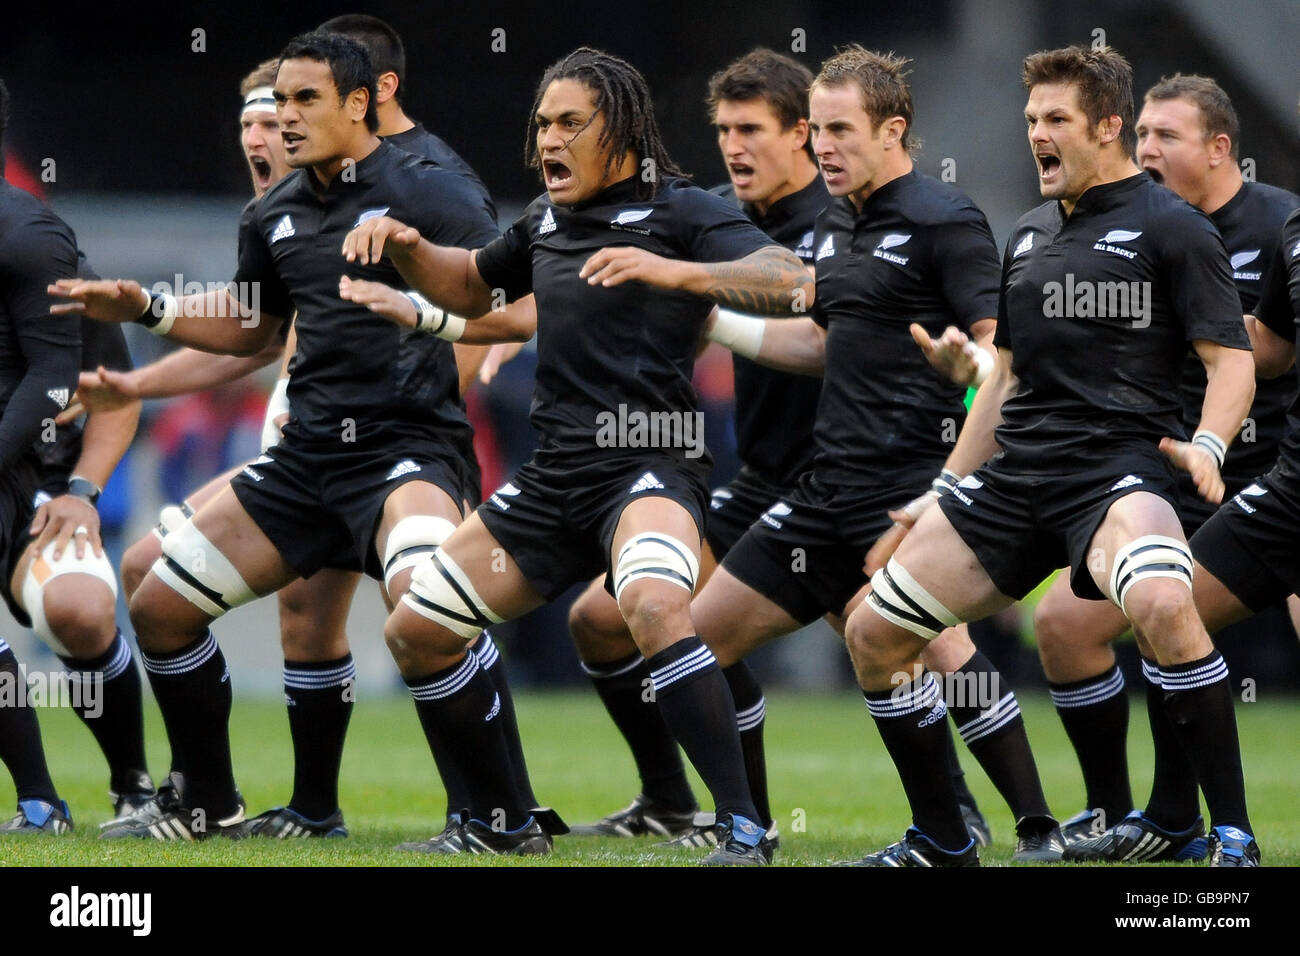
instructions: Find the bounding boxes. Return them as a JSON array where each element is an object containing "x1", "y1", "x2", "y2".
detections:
[{"x1": 1, "y1": 691, "x2": 1297, "y2": 866}]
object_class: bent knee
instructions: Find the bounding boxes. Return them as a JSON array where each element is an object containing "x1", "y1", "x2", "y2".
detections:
[
  {"x1": 1124, "y1": 578, "x2": 1197, "y2": 638},
  {"x1": 619, "y1": 584, "x2": 691, "y2": 640},
  {"x1": 42, "y1": 578, "x2": 116, "y2": 653}
]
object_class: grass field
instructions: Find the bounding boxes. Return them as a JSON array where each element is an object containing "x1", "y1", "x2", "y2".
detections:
[{"x1": 1, "y1": 690, "x2": 1297, "y2": 867}]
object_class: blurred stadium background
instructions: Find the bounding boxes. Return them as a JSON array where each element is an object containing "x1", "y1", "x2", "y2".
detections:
[{"x1": 1, "y1": 0, "x2": 1297, "y2": 699}]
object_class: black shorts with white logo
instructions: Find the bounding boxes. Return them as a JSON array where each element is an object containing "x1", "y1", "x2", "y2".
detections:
[
  {"x1": 705, "y1": 465, "x2": 793, "y2": 559},
  {"x1": 1191, "y1": 469, "x2": 1300, "y2": 613},
  {"x1": 721, "y1": 468, "x2": 934, "y2": 625},
  {"x1": 231, "y1": 435, "x2": 467, "y2": 579},
  {"x1": 477, "y1": 451, "x2": 709, "y2": 602},
  {"x1": 0, "y1": 454, "x2": 41, "y2": 627},
  {"x1": 938, "y1": 447, "x2": 1181, "y2": 602}
]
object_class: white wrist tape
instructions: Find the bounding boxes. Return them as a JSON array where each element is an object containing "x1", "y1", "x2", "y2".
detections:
[
  {"x1": 141, "y1": 291, "x2": 179, "y2": 336},
  {"x1": 405, "y1": 291, "x2": 467, "y2": 341},
  {"x1": 708, "y1": 308, "x2": 765, "y2": 360},
  {"x1": 261, "y1": 377, "x2": 290, "y2": 452},
  {"x1": 1191, "y1": 429, "x2": 1227, "y2": 468},
  {"x1": 963, "y1": 341, "x2": 995, "y2": 387}
]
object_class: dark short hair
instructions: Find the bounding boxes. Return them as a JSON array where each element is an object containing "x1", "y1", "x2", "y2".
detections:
[
  {"x1": 1022, "y1": 44, "x2": 1136, "y2": 154},
  {"x1": 240, "y1": 58, "x2": 280, "y2": 98},
  {"x1": 1145, "y1": 73, "x2": 1240, "y2": 159},
  {"x1": 277, "y1": 31, "x2": 378, "y2": 133},
  {"x1": 527, "y1": 47, "x2": 684, "y2": 201},
  {"x1": 812, "y1": 45, "x2": 915, "y2": 151},
  {"x1": 318, "y1": 14, "x2": 407, "y2": 104},
  {"x1": 707, "y1": 48, "x2": 815, "y2": 158}
]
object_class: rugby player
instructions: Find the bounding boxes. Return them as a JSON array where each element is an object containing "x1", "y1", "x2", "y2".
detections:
[
  {"x1": 1029, "y1": 75, "x2": 1299, "y2": 858},
  {"x1": 842, "y1": 45, "x2": 1257, "y2": 867},
  {"x1": 342, "y1": 47, "x2": 812, "y2": 862},
  {"x1": 51, "y1": 32, "x2": 525, "y2": 842}
]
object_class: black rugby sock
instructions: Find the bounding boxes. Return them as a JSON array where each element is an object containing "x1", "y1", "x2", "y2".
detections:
[
  {"x1": 476, "y1": 632, "x2": 538, "y2": 807},
  {"x1": 864, "y1": 673, "x2": 970, "y2": 851},
  {"x1": 59, "y1": 629, "x2": 149, "y2": 794},
  {"x1": 1157, "y1": 652, "x2": 1251, "y2": 834},
  {"x1": 406, "y1": 652, "x2": 529, "y2": 829},
  {"x1": 1048, "y1": 663, "x2": 1133, "y2": 825},
  {"x1": 646, "y1": 637, "x2": 757, "y2": 823},
  {"x1": 0, "y1": 640, "x2": 60, "y2": 804},
  {"x1": 1139, "y1": 657, "x2": 1201, "y2": 829},
  {"x1": 940, "y1": 711, "x2": 980, "y2": 812},
  {"x1": 723, "y1": 661, "x2": 772, "y2": 828},
  {"x1": 583, "y1": 651, "x2": 696, "y2": 811},
  {"x1": 945, "y1": 651, "x2": 1053, "y2": 829},
  {"x1": 283, "y1": 654, "x2": 355, "y2": 821},
  {"x1": 140, "y1": 632, "x2": 240, "y2": 820}
]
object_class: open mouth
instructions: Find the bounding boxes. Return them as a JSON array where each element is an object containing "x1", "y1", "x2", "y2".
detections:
[
  {"x1": 1143, "y1": 165, "x2": 1164, "y2": 185},
  {"x1": 1037, "y1": 153, "x2": 1061, "y2": 180},
  {"x1": 820, "y1": 161, "x2": 845, "y2": 180},
  {"x1": 249, "y1": 155, "x2": 272, "y2": 187},
  {"x1": 281, "y1": 131, "x2": 305, "y2": 153},
  {"x1": 729, "y1": 162, "x2": 755, "y2": 184},
  {"x1": 543, "y1": 159, "x2": 572, "y2": 189}
]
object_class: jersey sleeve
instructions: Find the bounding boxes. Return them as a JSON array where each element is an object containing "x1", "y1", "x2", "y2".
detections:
[
  {"x1": 1161, "y1": 208, "x2": 1250, "y2": 349},
  {"x1": 403, "y1": 166, "x2": 500, "y2": 251},
  {"x1": 676, "y1": 186, "x2": 775, "y2": 263},
  {"x1": 231, "y1": 205, "x2": 293, "y2": 321},
  {"x1": 474, "y1": 215, "x2": 534, "y2": 302},
  {"x1": 1255, "y1": 216, "x2": 1298, "y2": 343},
  {"x1": 992, "y1": 239, "x2": 1014, "y2": 351},
  {"x1": 933, "y1": 211, "x2": 1001, "y2": 330}
]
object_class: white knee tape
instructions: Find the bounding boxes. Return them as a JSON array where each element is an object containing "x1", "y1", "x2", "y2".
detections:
[
  {"x1": 1109, "y1": 534, "x2": 1193, "y2": 615},
  {"x1": 613, "y1": 533, "x2": 700, "y2": 603},
  {"x1": 152, "y1": 501, "x2": 194, "y2": 542},
  {"x1": 153, "y1": 519, "x2": 257, "y2": 618},
  {"x1": 21, "y1": 541, "x2": 119, "y2": 657},
  {"x1": 383, "y1": 515, "x2": 457, "y2": 590},
  {"x1": 866, "y1": 558, "x2": 959, "y2": 640},
  {"x1": 403, "y1": 549, "x2": 503, "y2": 641}
]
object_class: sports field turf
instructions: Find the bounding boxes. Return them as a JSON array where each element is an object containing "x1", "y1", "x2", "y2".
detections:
[{"x1": 2, "y1": 691, "x2": 1296, "y2": 866}]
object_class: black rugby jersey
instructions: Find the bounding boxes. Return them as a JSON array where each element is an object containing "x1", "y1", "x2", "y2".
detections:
[
  {"x1": 475, "y1": 174, "x2": 774, "y2": 460},
  {"x1": 1255, "y1": 208, "x2": 1300, "y2": 480},
  {"x1": 993, "y1": 173, "x2": 1249, "y2": 469},
  {"x1": 0, "y1": 180, "x2": 81, "y2": 471},
  {"x1": 36, "y1": 251, "x2": 133, "y2": 486},
  {"x1": 808, "y1": 170, "x2": 1000, "y2": 486},
  {"x1": 1179, "y1": 181, "x2": 1300, "y2": 483},
  {"x1": 233, "y1": 140, "x2": 498, "y2": 447},
  {"x1": 714, "y1": 177, "x2": 827, "y2": 487},
  {"x1": 386, "y1": 123, "x2": 496, "y2": 224}
]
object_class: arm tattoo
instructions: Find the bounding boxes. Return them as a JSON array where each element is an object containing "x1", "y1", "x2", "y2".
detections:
[{"x1": 702, "y1": 246, "x2": 809, "y2": 315}]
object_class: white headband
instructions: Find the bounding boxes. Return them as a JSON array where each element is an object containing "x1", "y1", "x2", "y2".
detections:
[{"x1": 241, "y1": 86, "x2": 276, "y2": 119}]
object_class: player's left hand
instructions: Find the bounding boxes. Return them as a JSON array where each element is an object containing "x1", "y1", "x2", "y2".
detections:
[
  {"x1": 338, "y1": 276, "x2": 418, "y2": 329},
  {"x1": 478, "y1": 341, "x2": 527, "y2": 385},
  {"x1": 1160, "y1": 436, "x2": 1225, "y2": 504},
  {"x1": 910, "y1": 323, "x2": 982, "y2": 386},
  {"x1": 579, "y1": 247, "x2": 687, "y2": 289},
  {"x1": 30, "y1": 494, "x2": 101, "y2": 560},
  {"x1": 341, "y1": 215, "x2": 421, "y2": 266},
  {"x1": 863, "y1": 490, "x2": 940, "y2": 575}
]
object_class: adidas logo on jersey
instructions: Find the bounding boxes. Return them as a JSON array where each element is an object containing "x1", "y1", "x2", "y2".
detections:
[
  {"x1": 270, "y1": 214, "x2": 295, "y2": 243},
  {"x1": 628, "y1": 472, "x2": 665, "y2": 494},
  {"x1": 1230, "y1": 249, "x2": 1262, "y2": 281},
  {"x1": 489, "y1": 482, "x2": 521, "y2": 510},
  {"x1": 1093, "y1": 229, "x2": 1141, "y2": 259},
  {"x1": 46, "y1": 388, "x2": 69, "y2": 409},
  {"x1": 873, "y1": 233, "x2": 911, "y2": 266},
  {"x1": 1109, "y1": 474, "x2": 1143, "y2": 492},
  {"x1": 815, "y1": 234, "x2": 835, "y2": 261},
  {"x1": 759, "y1": 500, "x2": 792, "y2": 529},
  {"x1": 538, "y1": 207, "x2": 557, "y2": 236},
  {"x1": 385, "y1": 459, "x2": 421, "y2": 481},
  {"x1": 1013, "y1": 232, "x2": 1034, "y2": 258}
]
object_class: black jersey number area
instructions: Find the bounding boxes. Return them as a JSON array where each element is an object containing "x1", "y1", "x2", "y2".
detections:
[
  {"x1": 475, "y1": 175, "x2": 774, "y2": 460},
  {"x1": 233, "y1": 141, "x2": 498, "y2": 447},
  {"x1": 994, "y1": 174, "x2": 1249, "y2": 469}
]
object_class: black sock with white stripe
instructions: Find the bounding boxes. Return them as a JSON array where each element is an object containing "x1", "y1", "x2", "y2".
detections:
[
  {"x1": 1048, "y1": 663, "x2": 1132, "y2": 823},
  {"x1": 583, "y1": 651, "x2": 695, "y2": 811},
  {"x1": 647, "y1": 637, "x2": 757, "y2": 823},
  {"x1": 1158, "y1": 651, "x2": 1251, "y2": 833},
  {"x1": 477, "y1": 632, "x2": 537, "y2": 807},
  {"x1": 1139, "y1": 657, "x2": 1199, "y2": 830},
  {"x1": 141, "y1": 632, "x2": 239, "y2": 818},
  {"x1": 0, "y1": 639, "x2": 59, "y2": 804},
  {"x1": 945, "y1": 651, "x2": 1053, "y2": 830},
  {"x1": 283, "y1": 654, "x2": 355, "y2": 821},
  {"x1": 723, "y1": 661, "x2": 772, "y2": 828},
  {"x1": 58, "y1": 629, "x2": 148, "y2": 795},
  {"x1": 406, "y1": 651, "x2": 529, "y2": 829},
  {"x1": 864, "y1": 673, "x2": 970, "y2": 851}
]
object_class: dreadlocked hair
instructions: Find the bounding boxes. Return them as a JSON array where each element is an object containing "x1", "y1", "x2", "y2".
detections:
[{"x1": 526, "y1": 47, "x2": 684, "y2": 201}]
